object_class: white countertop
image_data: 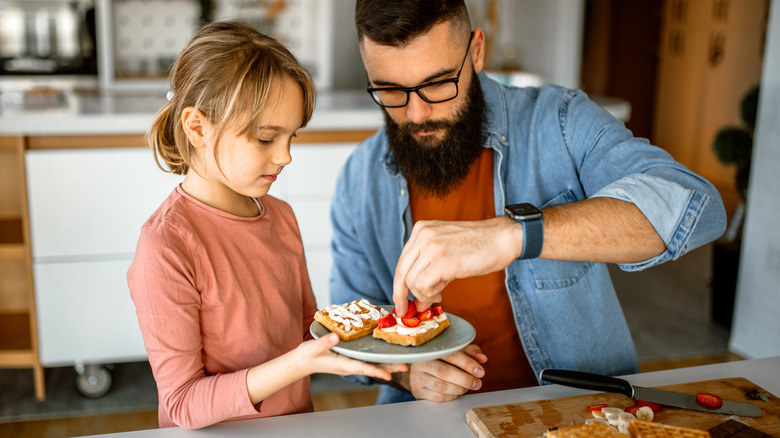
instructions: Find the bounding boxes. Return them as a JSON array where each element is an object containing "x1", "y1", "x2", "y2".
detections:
[
  {"x1": 83, "y1": 356, "x2": 779, "y2": 438},
  {"x1": 0, "y1": 89, "x2": 385, "y2": 136},
  {"x1": 0, "y1": 88, "x2": 630, "y2": 137}
]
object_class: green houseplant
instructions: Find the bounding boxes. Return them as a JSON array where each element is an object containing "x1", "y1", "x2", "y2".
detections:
[{"x1": 709, "y1": 85, "x2": 759, "y2": 328}]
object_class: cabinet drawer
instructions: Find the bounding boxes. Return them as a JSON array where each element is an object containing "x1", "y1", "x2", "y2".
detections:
[
  {"x1": 33, "y1": 259, "x2": 147, "y2": 366},
  {"x1": 25, "y1": 148, "x2": 182, "y2": 258}
]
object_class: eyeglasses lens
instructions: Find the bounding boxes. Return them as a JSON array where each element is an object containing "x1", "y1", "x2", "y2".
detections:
[{"x1": 372, "y1": 81, "x2": 458, "y2": 107}]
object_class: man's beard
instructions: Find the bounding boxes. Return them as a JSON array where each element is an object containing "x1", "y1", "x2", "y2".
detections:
[{"x1": 384, "y1": 72, "x2": 487, "y2": 198}]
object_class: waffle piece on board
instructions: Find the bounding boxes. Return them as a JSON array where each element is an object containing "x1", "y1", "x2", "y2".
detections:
[
  {"x1": 707, "y1": 419, "x2": 773, "y2": 438},
  {"x1": 629, "y1": 420, "x2": 711, "y2": 438},
  {"x1": 314, "y1": 299, "x2": 388, "y2": 341},
  {"x1": 543, "y1": 422, "x2": 622, "y2": 437}
]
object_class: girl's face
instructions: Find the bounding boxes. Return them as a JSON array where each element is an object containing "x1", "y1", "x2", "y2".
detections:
[{"x1": 183, "y1": 76, "x2": 304, "y2": 216}]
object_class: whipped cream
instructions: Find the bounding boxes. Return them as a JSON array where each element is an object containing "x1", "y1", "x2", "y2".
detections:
[
  {"x1": 324, "y1": 299, "x2": 389, "y2": 331},
  {"x1": 380, "y1": 314, "x2": 447, "y2": 336}
]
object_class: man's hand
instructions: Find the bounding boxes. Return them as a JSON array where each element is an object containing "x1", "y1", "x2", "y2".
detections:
[
  {"x1": 392, "y1": 216, "x2": 522, "y2": 314},
  {"x1": 401, "y1": 344, "x2": 488, "y2": 402}
]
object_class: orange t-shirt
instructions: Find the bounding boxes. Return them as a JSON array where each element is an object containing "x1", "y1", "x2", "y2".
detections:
[{"x1": 409, "y1": 148, "x2": 537, "y2": 393}]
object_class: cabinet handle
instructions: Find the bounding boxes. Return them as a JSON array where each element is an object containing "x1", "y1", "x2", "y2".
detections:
[
  {"x1": 712, "y1": 0, "x2": 729, "y2": 22},
  {"x1": 708, "y1": 32, "x2": 725, "y2": 67},
  {"x1": 670, "y1": 30, "x2": 684, "y2": 55},
  {"x1": 673, "y1": 0, "x2": 688, "y2": 23}
]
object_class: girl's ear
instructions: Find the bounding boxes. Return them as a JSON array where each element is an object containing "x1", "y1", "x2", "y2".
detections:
[{"x1": 181, "y1": 107, "x2": 209, "y2": 148}]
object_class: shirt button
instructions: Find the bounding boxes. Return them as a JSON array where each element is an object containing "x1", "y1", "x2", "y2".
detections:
[
  {"x1": 400, "y1": 189, "x2": 406, "y2": 196},
  {"x1": 501, "y1": 136, "x2": 507, "y2": 142}
]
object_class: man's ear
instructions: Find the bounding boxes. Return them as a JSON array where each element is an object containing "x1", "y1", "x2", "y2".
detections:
[
  {"x1": 181, "y1": 107, "x2": 210, "y2": 149},
  {"x1": 471, "y1": 27, "x2": 486, "y2": 73}
]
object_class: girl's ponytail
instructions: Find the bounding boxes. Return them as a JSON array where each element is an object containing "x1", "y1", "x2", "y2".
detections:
[{"x1": 147, "y1": 100, "x2": 189, "y2": 175}]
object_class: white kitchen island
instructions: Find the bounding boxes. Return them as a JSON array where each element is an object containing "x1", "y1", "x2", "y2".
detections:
[{"x1": 80, "y1": 356, "x2": 780, "y2": 438}]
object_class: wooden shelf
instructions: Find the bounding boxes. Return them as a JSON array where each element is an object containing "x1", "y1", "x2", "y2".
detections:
[
  {"x1": 0, "y1": 219, "x2": 25, "y2": 264},
  {"x1": 0, "y1": 136, "x2": 44, "y2": 400},
  {"x1": 0, "y1": 312, "x2": 32, "y2": 351},
  {"x1": 0, "y1": 243, "x2": 25, "y2": 263},
  {"x1": 0, "y1": 218, "x2": 23, "y2": 244}
]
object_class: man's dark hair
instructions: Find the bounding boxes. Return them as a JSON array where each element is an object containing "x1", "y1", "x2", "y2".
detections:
[{"x1": 355, "y1": 0, "x2": 471, "y2": 47}]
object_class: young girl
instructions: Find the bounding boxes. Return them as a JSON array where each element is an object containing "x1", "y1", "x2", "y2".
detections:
[{"x1": 127, "y1": 21, "x2": 405, "y2": 429}]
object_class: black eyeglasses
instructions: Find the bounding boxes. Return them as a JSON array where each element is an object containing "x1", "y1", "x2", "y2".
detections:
[{"x1": 366, "y1": 32, "x2": 474, "y2": 108}]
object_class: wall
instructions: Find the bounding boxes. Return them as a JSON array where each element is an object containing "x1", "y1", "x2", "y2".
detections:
[
  {"x1": 329, "y1": 0, "x2": 587, "y2": 90},
  {"x1": 729, "y1": 0, "x2": 780, "y2": 358},
  {"x1": 488, "y1": 0, "x2": 585, "y2": 88}
]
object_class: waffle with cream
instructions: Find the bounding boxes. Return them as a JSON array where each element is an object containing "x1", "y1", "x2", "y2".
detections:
[
  {"x1": 314, "y1": 299, "x2": 389, "y2": 341},
  {"x1": 373, "y1": 302, "x2": 450, "y2": 347}
]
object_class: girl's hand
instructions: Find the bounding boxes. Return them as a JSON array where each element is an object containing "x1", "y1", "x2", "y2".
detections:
[{"x1": 298, "y1": 333, "x2": 408, "y2": 380}]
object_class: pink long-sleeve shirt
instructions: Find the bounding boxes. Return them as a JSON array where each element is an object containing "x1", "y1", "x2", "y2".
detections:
[{"x1": 127, "y1": 186, "x2": 317, "y2": 429}]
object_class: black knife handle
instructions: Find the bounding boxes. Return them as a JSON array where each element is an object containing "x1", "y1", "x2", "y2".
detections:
[{"x1": 539, "y1": 369, "x2": 634, "y2": 398}]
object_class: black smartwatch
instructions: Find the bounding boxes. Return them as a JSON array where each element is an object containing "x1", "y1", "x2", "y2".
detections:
[{"x1": 504, "y1": 203, "x2": 544, "y2": 259}]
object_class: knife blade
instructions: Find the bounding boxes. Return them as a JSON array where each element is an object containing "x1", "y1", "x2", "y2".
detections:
[{"x1": 539, "y1": 369, "x2": 762, "y2": 417}]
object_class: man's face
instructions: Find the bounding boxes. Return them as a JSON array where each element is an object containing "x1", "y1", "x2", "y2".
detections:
[
  {"x1": 383, "y1": 71, "x2": 487, "y2": 197},
  {"x1": 361, "y1": 23, "x2": 488, "y2": 196}
]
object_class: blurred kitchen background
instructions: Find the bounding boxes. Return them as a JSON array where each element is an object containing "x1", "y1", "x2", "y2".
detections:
[{"x1": 2, "y1": 0, "x2": 780, "y2": 436}]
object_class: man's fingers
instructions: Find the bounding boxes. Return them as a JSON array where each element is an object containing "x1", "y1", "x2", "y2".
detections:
[
  {"x1": 460, "y1": 344, "x2": 489, "y2": 364},
  {"x1": 410, "y1": 361, "x2": 482, "y2": 401},
  {"x1": 392, "y1": 237, "x2": 424, "y2": 315},
  {"x1": 439, "y1": 348, "x2": 486, "y2": 378},
  {"x1": 414, "y1": 298, "x2": 433, "y2": 313}
]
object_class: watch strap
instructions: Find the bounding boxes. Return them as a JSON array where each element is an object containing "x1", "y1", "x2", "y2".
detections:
[{"x1": 520, "y1": 215, "x2": 543, "y2": 260}]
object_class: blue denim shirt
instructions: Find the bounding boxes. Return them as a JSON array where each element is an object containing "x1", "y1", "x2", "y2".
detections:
[{"x1": 329, "y1": 73, "x2": 727, "y2": 403}]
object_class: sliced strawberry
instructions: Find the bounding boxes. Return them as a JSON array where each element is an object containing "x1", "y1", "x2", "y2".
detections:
[
  {"x1": 393, "y1": 300, "x2": 417, "y2": 319},
  {"x1": 419, "y1": 308, "x2": 434, "y2": 320},
  {"x1": 377, "y1": 314, "x2": 396, "y2": 328},
  {"x1": 431, "y1": 304, "x2": 444, "y2": 316},
  {"x1": 696, "y1": 392, "x2": 723, "y2": 409},
  {"x1": 624, "y1": 405, "x2": 641, "y2": 415},
  {"x1": 637, "y1": 399, "x2": 663, "y2": 412},
  {"x1": 401, "y1": 316, "x2": 421, "y2": 327},
  {"x1": 586, "y1": 403, "x2": 608, "y2": 412}
]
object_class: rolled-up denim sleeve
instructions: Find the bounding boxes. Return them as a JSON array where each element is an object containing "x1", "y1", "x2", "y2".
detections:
[
  {"x1": 592, "y1": 171, "x2": 726, "y2": 271},
  {"x1": 560, "y1": 89, "x2": 727, "y2": 271}
]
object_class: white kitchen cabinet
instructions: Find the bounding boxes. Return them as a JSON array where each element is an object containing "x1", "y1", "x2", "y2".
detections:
[
  {"x1": 32, "y1": 259, "x2": 146, "y2": 365},
  {"x1": 26, "y1": 148, "x2": 181, "y2": 258}
]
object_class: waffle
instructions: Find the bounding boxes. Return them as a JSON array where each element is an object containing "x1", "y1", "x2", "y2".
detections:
[
  {"x1": 373, "y1": 315, "x2": 450, "y2": 346},
  {"x1": 629, "y1": 420, "x2": 711, "y2": 438},
  {"x1": 544, "y1": 422, "x2": 622, "y2": 437},
  {"x1": 314, "y1": 299, "x2": 388, "y2": 341}
]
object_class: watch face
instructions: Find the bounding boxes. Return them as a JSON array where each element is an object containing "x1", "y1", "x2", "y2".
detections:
[{"x1": 506, "y1": 203, "x2": 542, "y2": 220}]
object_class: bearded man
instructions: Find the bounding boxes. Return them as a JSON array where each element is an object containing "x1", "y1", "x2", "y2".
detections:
[{"x1": 329, "y1": 0, "x2": 727, "y2": 404}]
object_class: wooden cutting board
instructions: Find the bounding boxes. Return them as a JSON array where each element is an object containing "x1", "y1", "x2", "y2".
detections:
[{"x1": 466, "y1": 378, "x2": 779, "y2": 437}]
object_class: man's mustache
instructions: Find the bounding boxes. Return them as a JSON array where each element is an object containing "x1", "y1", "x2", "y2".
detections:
[{"x1": 398, "y1": 119, "x2": 456, "y2": 137}]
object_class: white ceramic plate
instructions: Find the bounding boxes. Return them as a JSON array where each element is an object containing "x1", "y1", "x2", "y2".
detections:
[{"x1": 309, "y1": 305, "x2": 476, "y2": 363}]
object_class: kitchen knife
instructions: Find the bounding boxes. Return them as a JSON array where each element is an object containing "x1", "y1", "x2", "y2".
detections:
[{"x1": 540, "y1": 369, "x2": 762, "y2": 417}]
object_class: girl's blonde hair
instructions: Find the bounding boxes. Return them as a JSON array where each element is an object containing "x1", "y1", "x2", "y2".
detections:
[{"x1": 148, "y1": 20, "x2": 316, "y2": 175}]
